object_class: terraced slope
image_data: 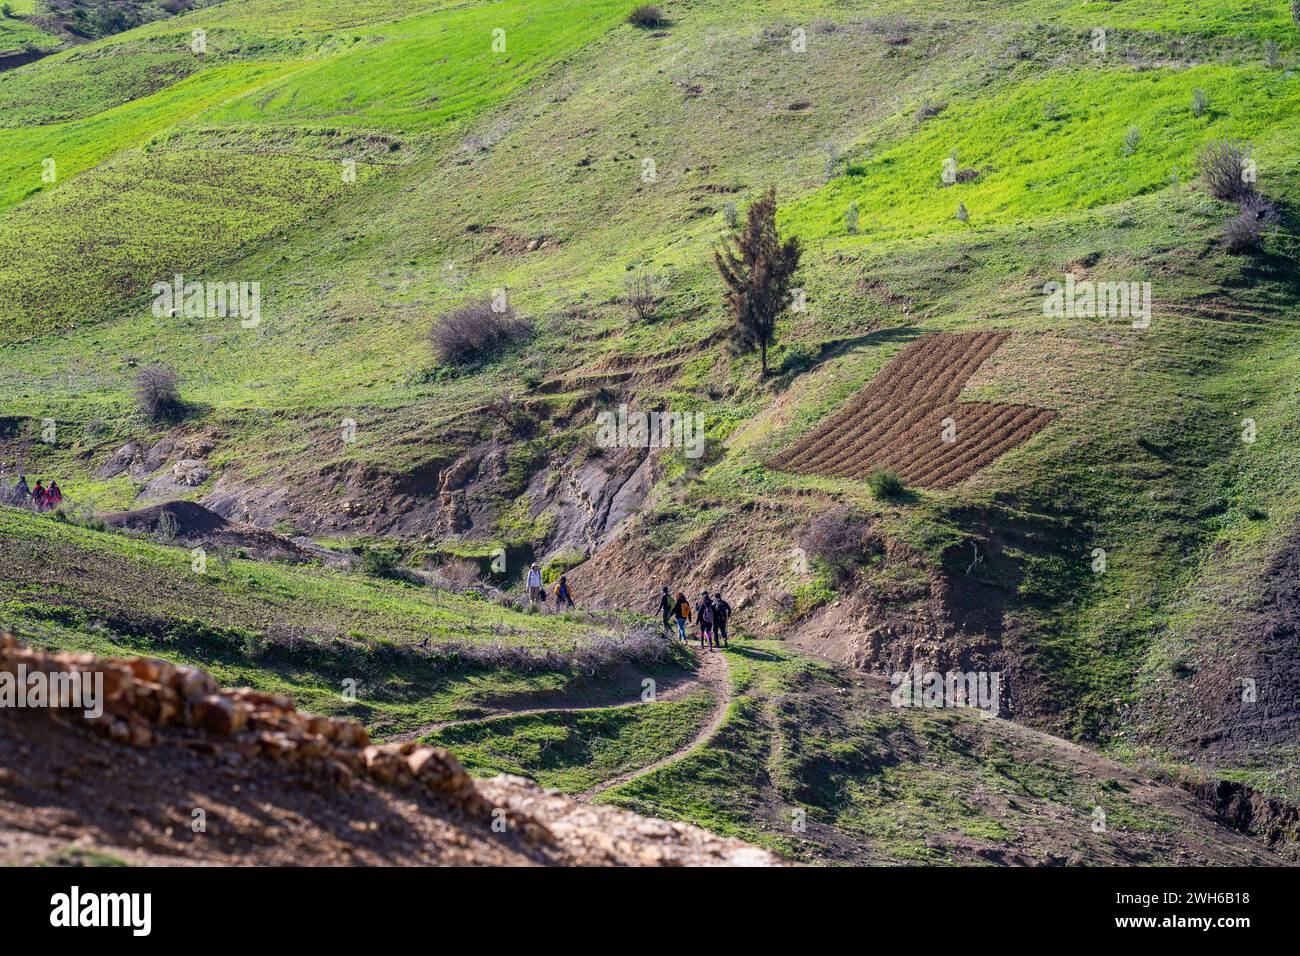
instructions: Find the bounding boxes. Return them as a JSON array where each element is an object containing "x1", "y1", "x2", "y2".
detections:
[{"x1": 772, "y1": 331, "x2": 1057, "y2": 487}]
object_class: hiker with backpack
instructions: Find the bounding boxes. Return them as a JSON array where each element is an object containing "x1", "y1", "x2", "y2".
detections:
[
  {"x1": 554, "y1": 575, "x2": 575, "y2": 609},
  {"x1": 713, "y1": 591, "x2": 732, "y2": 647},
  {"x1": 698, "y1": 591, "x2": 716, "y2": 649},
  {"x1": 671, "y1": 592, "x2": 691, "y2": 641}
]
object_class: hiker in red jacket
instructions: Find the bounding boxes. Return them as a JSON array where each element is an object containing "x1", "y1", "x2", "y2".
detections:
[
  {"x1": 31, "y1": 481, "x2": 47, "y2": 511},
  {"x1": 47, "y1": 480, "x2": 63, "y2": 507}
]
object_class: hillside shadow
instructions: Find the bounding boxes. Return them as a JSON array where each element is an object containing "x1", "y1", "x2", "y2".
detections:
[
  {"x1": 769, "y1": 324, "x2": 921, "y2": 392},
  {"x1": 727, "y1": 644, "x2": 784, "y2": 663}
]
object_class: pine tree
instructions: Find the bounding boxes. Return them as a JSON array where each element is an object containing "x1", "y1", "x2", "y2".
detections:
[{"x1": 713, "y1": 188, "x2": 802, "y2": 377}]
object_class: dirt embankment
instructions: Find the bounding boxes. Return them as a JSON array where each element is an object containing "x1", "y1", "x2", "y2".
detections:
[
  {"x1": 1131, "y1": 530, "x2": 1300, "y2": 758},
  {"x1": 1184, "y1": 778, "x2": 1300, "y2": 855},
  {"x1": 101, "y1": 500, "x2": 315, "y2": 564},
  {"x1": 0, "y1": 635, "x2": 780, "y2": 866}
]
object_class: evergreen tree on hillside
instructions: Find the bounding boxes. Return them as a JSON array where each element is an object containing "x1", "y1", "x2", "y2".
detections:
[{"x1": 713, "y1": 187, "x2": 802, "y2": 377}]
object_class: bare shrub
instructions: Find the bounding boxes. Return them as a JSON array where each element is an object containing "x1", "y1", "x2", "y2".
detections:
[
  {"x1": 429, "y1": 299, "x2": 531, "y2": 366},
  {"x1": 1264, "y1": 39, "x2": 1280, "y2": 69},
  {"x1": 623, "y1": 268, "x2": 667, "y2": 323},
  {"x1": 1122, "y1": 125, "x2": 1141, "y2": 155},
  {"x1": 156, "y1": 511, "x2": 178, "y2": 544},
  {"x1": 424, "y1": 623, "x2": 671, "y2": 675},
  {"x1": 134, "y1": 363, "x2": 184, "y2": 422},
  {"x1": 914, "y1": 98, "x2": 945, "y2": 121},
  {"x1": 485, "y1": 390, "x2": 534, "y2": 436},
  {"x1": 1222, "y1": 194, "x2": 1279, "y2": 254},
  {"x1": 434, "y1": 559, "x2": 484, "y2": 591},
  {"x1": 800, "y1": 507, "x2": 871, "y2": 581},
  {"x1": 627, "y1": 5, "x2": 666, "y2": 28},
  {"x1": 1198, "y1": 141, "x2": 1254, "y2": 202}
]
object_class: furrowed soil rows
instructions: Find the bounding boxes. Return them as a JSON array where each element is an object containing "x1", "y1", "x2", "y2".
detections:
[{"x1": 772, "y1": 331, "x2": 1055, "y2": 489}]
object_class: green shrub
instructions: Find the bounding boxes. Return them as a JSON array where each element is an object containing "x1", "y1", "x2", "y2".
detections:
[
  {"x1": 867, "y1": 469, "x2": 906, "y2": 499},
  {"x1": 359, "y1": 546, "x2": 400, "y2": 578}
]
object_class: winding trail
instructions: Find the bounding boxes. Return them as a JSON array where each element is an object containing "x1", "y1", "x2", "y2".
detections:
[
  {"x1": 392, "y1": 642, "x2": 734, "y2": 800},
  {"x1": 579, "y1": 645, "x2": 731, "y2": 799}
]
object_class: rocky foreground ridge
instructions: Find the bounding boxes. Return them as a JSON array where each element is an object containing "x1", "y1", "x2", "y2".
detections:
[{"x1": 0, "y1": 634, "x2": 780, "y2": 866}]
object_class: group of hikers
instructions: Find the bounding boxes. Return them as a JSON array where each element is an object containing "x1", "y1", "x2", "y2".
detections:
[
  {"x1": 658, "y1": 587, "x2": 733, "y2": 650},
  {"x1": 521, "y1": 564, "x2": 738, "y2": 649},
  {"x1": 2, "y1": 476, "x2": 62, "y2": 512},
  {"x1": 525, "y1": 563, "x2": 576, "y2": 610}
]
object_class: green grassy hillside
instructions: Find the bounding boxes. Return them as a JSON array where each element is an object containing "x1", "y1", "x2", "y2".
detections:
[{"x1": 2, "y1": 0, "x2": 1298, "y2": 860}]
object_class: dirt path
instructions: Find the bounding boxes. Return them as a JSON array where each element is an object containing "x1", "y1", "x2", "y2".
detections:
[
  {"x1": 579, "y1": 644, "x2": 732, "y2": 799},
  {"x1": 389, "y1": 654, "x2": 710, "y2": 745},
  {"x1": 395, "y1": 639, "x2": 733, "y2": 798}
]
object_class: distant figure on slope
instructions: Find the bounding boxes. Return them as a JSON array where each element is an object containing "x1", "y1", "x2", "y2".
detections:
[
  {"x1": 657, "y1": 586, "x2": 673, "y2": 635},
  {"x1": 10, "y1": 476, "x2": 29, "y2": 507},
  {"x1": 47, "y1": 480, "x2": 62, "y2": 508},
  {"x1": 698, "y1": 592, "x2": 715, "y2": 650},
  {"x1": 31, "y1": 481, "x2": 47, "y2": 512},
  {"x1": 554, "y1": 575, "x2": 575, "y2": 609},
  {"x1": 713, "y1": 591, "x2": 732, "y2": 647},
  {"x1": 672, "y1": 592, "x2": 691, "y2": 641},
  {"x1": 526, "y1": 563, "x2": 544, "y2": 605}
]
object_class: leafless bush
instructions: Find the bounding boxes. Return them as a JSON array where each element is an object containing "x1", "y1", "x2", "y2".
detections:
[
  {"x1": 432, "y1": 558, "x2": 484, "y2": 591},
  {"x1": 1222, "y1": 194, "x2": 1279, "y2": 254},
  {"x1": 1198, "y1": 141, "x2": 1254, "y2": 202},
  {"x1": 627, "y1": 5, "x2": 667, "y2": 28},
  {"x1": 134, "y1": 363, "x2": 184, "y2": 422},
  {"x1": 424, "y1": 624, "x2": 671, "y2": 675},
  {"x1": 1122, "y1": 126, "x2": 1141, "y2": 155},
  {"x1": 156, "y1": 511, "x2": 178, "y2": 544},
  {"x1": 429, "y1": 300, "x2": 531, "y2": 366},
  {"x1": 800, "y1": 507, "x2": 873, "y2": 581},
  {"x1": 623, "y1": 269, "x2": 667, "y2": 324},
  {"x1": 914, "y1": 98, "x2": 946, "y2": 121}
]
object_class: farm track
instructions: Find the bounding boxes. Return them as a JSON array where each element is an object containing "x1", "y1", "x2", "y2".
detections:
[
  {"x1": 772, "y1": 331, "x2": 1056, "y2": 489},
  {"x1": 579, "y1": 645, "x2": 731, "y2": 798},
  {"x1": 390, "y1": 642, "x2": 733, "y2": 800}
]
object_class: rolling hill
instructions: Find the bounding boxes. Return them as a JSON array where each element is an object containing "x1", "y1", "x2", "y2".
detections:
[{"x1": 2, "y1": 0, "x2": 1299, "y2": 865}]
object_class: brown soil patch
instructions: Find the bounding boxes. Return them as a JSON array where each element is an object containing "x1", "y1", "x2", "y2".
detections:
[
  {"x1": 771, "y1": 331, "x2": 1056, "y2": 489},
  {"x1": 101, "y1": 500, "x2": 310, "y2": 563}
]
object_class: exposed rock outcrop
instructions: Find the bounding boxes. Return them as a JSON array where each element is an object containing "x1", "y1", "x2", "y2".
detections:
[{"x1": 0, "y1": 635, "x2": 782, "y2": 866}]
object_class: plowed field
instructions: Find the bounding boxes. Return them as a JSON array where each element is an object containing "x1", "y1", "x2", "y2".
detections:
[{"x1": 772, "y1": 331, "x2": 1056, "y2": 489}]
